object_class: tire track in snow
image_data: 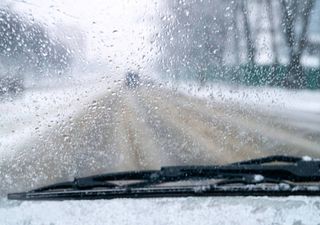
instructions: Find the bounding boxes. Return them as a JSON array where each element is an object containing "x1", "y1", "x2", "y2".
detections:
[
  {"x1": 139, "y1": 87, "x2": 268, "y2": 164},
  {"x1": 152, "y1": 87, "x2": 320, "y2": 157}
]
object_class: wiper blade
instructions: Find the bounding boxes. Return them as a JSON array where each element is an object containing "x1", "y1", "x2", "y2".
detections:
[
  {"x1": 228, "y1": 155, "x2": 302, "y2": 165},
  {"x1": 30, "y1": 170, "x2": 159, "y2": 192},
  {"x1": 8, "y1": 155, "x2": 320, "y2": 200}
]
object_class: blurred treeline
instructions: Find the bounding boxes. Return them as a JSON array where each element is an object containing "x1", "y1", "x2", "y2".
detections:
[
  {"x1": 159, "y1": 0, "x2": 320, "y2": 89},
  {"x1": 0, "y1": 6, "x2": 75, "y2": 78}
]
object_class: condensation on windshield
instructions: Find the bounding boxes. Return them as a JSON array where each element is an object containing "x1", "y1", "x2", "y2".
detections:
[{"x1": 0, "y1": 0, "x2": 320, "y2": 196}]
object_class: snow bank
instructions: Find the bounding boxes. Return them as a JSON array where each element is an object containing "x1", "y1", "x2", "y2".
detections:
[
  {"x1": 0, "y1": 72, "x2": 121, "y2": 155},
  {"x1": 170, "y1": 80, "x2": 320, "y2": 114}
]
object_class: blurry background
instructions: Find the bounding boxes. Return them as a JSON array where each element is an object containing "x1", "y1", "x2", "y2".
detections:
[
  {"x1": 1, "y1": 0, "x2": 320, "y2": 196},
  {"x1": 157, "y1": 0, "x2": 320, "y2": 89},
  {"x1": 0, "y1": 0, "x2": 320, "y2": 91}
]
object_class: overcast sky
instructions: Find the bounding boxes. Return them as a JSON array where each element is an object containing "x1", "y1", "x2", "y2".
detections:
[{"x1": 8, "y1": 0, "x2": 160, "y2": 73}]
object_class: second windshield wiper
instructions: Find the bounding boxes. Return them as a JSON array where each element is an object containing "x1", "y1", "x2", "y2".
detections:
[{"x1": 8, "y1": 155, "x2": 320, "y2": 200}]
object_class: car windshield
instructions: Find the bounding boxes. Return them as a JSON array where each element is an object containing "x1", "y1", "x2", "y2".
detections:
[{"x1": 0, "y1": 0, "x2": 320, "y2": 197}]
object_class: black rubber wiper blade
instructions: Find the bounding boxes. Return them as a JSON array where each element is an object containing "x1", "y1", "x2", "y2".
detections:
[
  {"x1": 7, "y1": 170, "x2": 163, "y2": 200},
  {"x1": 31, "y1": 170, "x2": 160, "y2": 192},
  {"x1": 32, "y1": 179, "x2": 117, "y2": 193},
  {"x1": 157, "y1": 154, "x2": 320, "y2": 183},
  {"x1": 8, "y1": 155, "x2": 320, "y2": 200},
  {"x1": 227, "y1": 155, "x2": 302, "y2": 165},
  {"x1": 8, "y1": 182, "x2": 320, "y2": 201}
]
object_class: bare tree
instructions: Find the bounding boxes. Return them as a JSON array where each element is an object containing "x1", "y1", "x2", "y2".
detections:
[
  {"x1": 231, "y1": 2, "x2": 240, "y2": 64},
  {"x1": 266, "y1": 0, "x2": 279, "y2": 64},
  {"x1": 280, "y1": 0, "x2": 315, "y2": 87},
  {"x1": 0, "y1": 7, "x2": 74, "y2": 76},
  {"x1": 240, "y1": 0, "x2": 256, "y2": 64},
  {"x1": 158, "y1": 0, "x2": 234, "y2": 82}
]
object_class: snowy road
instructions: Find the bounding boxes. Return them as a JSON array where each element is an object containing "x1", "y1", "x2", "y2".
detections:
[{"x1": 1, "y1": 80, "x2": 320, "y2": 196}]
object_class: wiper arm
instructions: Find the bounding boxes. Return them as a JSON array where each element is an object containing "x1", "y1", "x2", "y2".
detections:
[
  {"x1": 228, "y1": 155, "x2": 301, "y2": 165},
  {"x1": 161, "y1": 155, "x2": 320, "y2": 183},
  {"x1": 127, "y1": 155, "x2": 320, "y2": 188},
  {"x1": 32, "y1": 170, "x2": 159, "y2": 192},
  {"x1": 8, "y1": 155, "x2": 320, "y2": 200}
]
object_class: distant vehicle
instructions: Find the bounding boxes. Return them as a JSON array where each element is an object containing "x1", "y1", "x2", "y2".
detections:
[{"x1": 125, "y1": 71, "x2": 140, "y2": 88}]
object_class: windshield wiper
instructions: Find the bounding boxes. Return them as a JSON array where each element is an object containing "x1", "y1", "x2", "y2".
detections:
[{"x1": 8, "y1": 155, "x2": 320, "y2": 200}]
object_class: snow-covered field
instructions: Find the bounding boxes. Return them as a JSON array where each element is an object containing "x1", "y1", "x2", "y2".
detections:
[
  {"x1": 170, "y1": 80, "x2": 320, "y2": 133},
  {"x1": 0, "y1": 73, "x2": 120, "y2": 155},
  {"x1": 173, "y1": 80, "x2": 320, "y2": 114},
  {"x1": 1, "y1": 76, "x2": 320, "y2": 156}
]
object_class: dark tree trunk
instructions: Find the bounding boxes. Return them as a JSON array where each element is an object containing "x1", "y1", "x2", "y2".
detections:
[
  {"x1": 285, "y1": 53, "x2": 305, "y2": 88},
  {"x1": 281, "y1": 0, "x2": 314, "y2": 88},
  {"x1": 266, "y1": 0, "x2": 279, "y2": 64},
  {"x1": 232, "y1": 2, "x2": 240, "y2": 64},
  {"x1": 240, "y1": 0, "x2": 255, "y2": 64}
]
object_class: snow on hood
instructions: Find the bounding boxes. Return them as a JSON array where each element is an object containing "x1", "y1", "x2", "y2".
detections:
[{"x1": 1, "y1": 196, "x2": 320, "y2": 225}]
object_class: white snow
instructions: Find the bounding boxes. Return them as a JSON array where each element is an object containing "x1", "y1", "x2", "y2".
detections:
[
  {"x1": 253, "y1": 175, "x2": 264, "y2": 182},
  {"x1": 302, "y1": 156, "x2": 313, "y2": 161},
  {"x1": 154, "y1": 79, "x2": 320, "y2": 137},
  {"x1": 1, "y1": 196, "x2": 320, "y2": 225},
  {"x1": 173, "y1": 81, "x2": 320, "y2": 114},
  {"x1": 0, "y1": 72, "x2": 121, "y2": 155}
]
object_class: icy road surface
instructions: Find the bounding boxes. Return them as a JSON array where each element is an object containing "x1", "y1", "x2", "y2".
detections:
[{"x1": 1, "y1": 77, "x2": 320, "y2": 196}]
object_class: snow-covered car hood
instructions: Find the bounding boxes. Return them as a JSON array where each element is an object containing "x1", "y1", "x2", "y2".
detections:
[{"x1": 1, "y1": 196, "x2": 320, "y2": 225}]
